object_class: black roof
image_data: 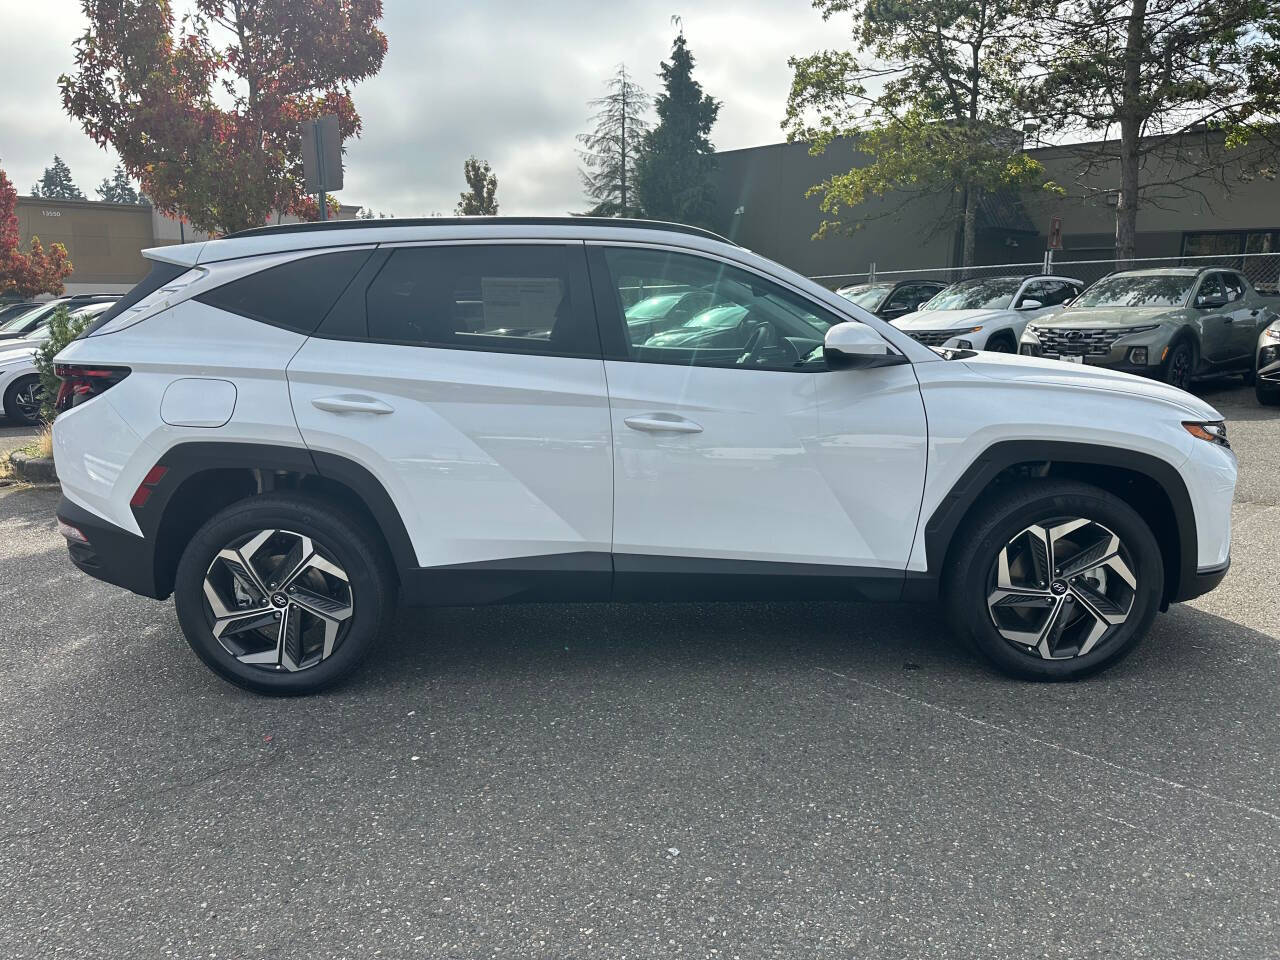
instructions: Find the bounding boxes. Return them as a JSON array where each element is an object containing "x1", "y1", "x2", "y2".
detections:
[{"x1": 225, "y1": 216, "x2": 733, "y2": 245}]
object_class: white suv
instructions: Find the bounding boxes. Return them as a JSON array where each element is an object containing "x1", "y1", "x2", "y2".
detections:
[{"x1": 51, "y1": 218, "x2": 1236, "y2": 695}]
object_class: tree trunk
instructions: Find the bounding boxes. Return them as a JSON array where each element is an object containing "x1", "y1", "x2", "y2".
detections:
[
  {"x1": 1115, "y1": 0, "x2": 1148, "y2": 269},
  {"x1": 961, "y1": 188, "x2": 978, "y2": 271}
]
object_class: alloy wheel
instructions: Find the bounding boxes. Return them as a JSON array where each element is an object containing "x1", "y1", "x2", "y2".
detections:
[
  {"x1": 986, "y1": 517, "x2": 1137, "y2": 660},
  {"x1": 1168, "y1": 346, "x2": 1192, "y2": 389},
  {"x1": 12, "y1": 379, "x2": 42, "y2": 422},
  {"x1": 202, "y1": 528, "x2": 354, "y2": 672}
]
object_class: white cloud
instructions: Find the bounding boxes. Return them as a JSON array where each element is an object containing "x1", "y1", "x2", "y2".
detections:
[{"x1": 0, "y1": 0, "x2": 841, "y2": 214}]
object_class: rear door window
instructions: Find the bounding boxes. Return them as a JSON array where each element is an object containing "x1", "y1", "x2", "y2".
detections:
[{"x1": 361, "y1": 244, "x2": 598, "y2": 357}]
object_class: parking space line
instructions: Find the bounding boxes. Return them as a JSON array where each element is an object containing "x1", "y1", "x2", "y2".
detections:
[{"x1": 815, "y1": 665, "x2": 1280, "y2": 826}]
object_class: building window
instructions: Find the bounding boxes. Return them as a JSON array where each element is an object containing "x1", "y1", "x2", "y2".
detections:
[{"x1": 1181, "y1": 230, "x2": 1278, "y2": 259}]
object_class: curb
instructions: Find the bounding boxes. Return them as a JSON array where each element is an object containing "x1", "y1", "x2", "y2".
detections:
[{"x1": 8, "y1": 451, "x2": 58, "y2": 485}]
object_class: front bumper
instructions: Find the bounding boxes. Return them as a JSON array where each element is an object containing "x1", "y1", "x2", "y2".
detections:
[
  {"x1": 55, "y1": 495, "x2": 166, "y2": 600},
  {"x1": 1020, "y1": 328, "x2": 1169, "y2": 374},
  {"x1": 1177, "y1": 557, "x2": 1230, "y2": 603}
]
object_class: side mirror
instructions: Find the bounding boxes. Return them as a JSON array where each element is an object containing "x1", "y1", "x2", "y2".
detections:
[
  {"x1": 1018, "y1": 299, "x2": 1043, "y2": 311},
  {"x1": 824, "y1": 321, "x2": 908, "y2": 369},
  {"x1": 1197, "y1": 293, "x2": 1228, "y2": 310},
  {"x1": 1061, "y1": 297, "x2": 1074, "y2": 307}
]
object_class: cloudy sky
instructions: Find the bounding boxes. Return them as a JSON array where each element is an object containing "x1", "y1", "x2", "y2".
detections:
[{"x1": 1, "y1": 0, "x2": 840, "y2": 216}]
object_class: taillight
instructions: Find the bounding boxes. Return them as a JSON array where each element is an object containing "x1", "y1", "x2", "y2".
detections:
[{"x1": 54, "y1": 364, "x2": 131, "y2": 414}]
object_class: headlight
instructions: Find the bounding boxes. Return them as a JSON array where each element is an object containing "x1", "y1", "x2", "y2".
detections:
[
  {"x1": 1117, "y1": 324, "x2": 1159, "y2": 336},
  {"x1": 1264, "y1": 325, "x2": 1280, "y2": 341},
  {"x1": 1024, "y1": 324, "x2": 1039, "y2": 335},
  {"x1": 1183, "y1": 420, "x2": 1230, "y2": 449}
]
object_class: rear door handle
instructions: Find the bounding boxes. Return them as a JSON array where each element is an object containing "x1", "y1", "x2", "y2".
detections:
[
  {"x1": 311, "y1": 395, "x2": 394, "y2": 415},
  {"x1": 624, "y1": 413, "x2": 703, "y2": 434}
]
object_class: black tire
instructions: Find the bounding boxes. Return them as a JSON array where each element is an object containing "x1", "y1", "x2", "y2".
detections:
[
  {"x1": 1162, "y1": 340, "x2": 1194, "y2": 391},
  {"x1": 1258, "y1": 382, "x2": 1280, "y2": 406},
  {"x1": 1241, "y1": 366, "x2": 1256, "y2": 387},
  {"x1": 3, "y1": 374, "x2": 44, "y2": 426},
  {"x1": 944, "y1": 479, "x2": 1164, "y2": 681},
  {"x1": 173, "y1": 493, "x2": 396, "y2": 696},
  {"x1": 986, "y1": 334, "x2": 1015, "y2": 354}
]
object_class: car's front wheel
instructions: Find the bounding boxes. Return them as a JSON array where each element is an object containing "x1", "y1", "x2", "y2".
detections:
[
  {"x1": 3, "y1": 374, "x2": 44, "y2": 426},
  {"x1": 945, "y1": 480, "x2": 1164, "y2": 681},
  {"x1": 1258, "y1": 381, "x2": 1280, "y2": 406},
  {"x1": 173, "y1": 493, "x2": 396, "y2": 695},
  {"x1": 1162, "y1": 341, "x2": 1194, "y2": 390}
]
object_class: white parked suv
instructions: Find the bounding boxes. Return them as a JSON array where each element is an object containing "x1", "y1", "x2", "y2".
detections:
[
  {"x1": 893, "y1": 274, "x2": 1083, "y2": 352},
  {"x1": 1, "y1": 301, "x2": 115, "y2": 425},
  {"x1": 51, "y1": 218, "x2": 1235, "y2": 695}
]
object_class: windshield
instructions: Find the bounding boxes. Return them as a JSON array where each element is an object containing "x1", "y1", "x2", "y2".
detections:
[
  {"x1": 0, "y1": 303, "x2": 53, "y2": 332},
  {"x1": 682, "y1": 304, "x2": 748, "y2": 329},
  {"x1": 625, "y1": 293, "x2": 684, "y2": 320},
  {"x1": 838, "y1": 283, "x2": 893, "y2": 309},
  {"x1": 1072, "y1": 274, "x2": 1195, "y2": 308},
  {"x1": 923, "y1": 277, "x2": 1022, "y2": 311}
]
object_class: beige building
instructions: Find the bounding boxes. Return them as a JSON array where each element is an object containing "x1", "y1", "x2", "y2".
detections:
[{"x1": 14, "y1": 196, "x2": 360, "y2": 296}]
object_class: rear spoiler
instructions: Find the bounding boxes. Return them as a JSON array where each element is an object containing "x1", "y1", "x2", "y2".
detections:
[{"x1": 141, "y1": 243, "x2": 206, "y2": 268}]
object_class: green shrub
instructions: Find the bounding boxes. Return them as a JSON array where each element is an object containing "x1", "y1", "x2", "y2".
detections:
[{"x1": 34, "y1": 306, "x2": 91, "y2": 422}]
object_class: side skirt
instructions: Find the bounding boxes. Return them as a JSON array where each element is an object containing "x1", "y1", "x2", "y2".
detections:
[{"x1": 401, "y1": 552, "x2": 916, "y2": 607}]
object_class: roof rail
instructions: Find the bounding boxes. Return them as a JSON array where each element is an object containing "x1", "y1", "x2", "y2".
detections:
[{"x1": 223, "y1": 215, "x2": 734, "y2": 245}]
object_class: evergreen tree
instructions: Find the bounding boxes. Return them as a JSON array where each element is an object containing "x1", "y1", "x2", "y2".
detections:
[
  {"x1": 577, "y1": 65, "x2": 650, "y2": 217},
  {"x1": 634, "y1": 28, "x2": 721, "y2": 227},
  {"x1": 31, "y1": 155, "x2": 85, "y2": 200},
  {"x1": 95, "y1": 163, "x2": 141, "y2": 204},
  {"x1": 456, "y1": 156, "x2": 499, "y2": 215}
]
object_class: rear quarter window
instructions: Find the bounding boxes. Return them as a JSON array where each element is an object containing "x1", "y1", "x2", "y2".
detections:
[{"x1": 195, "y1": 249, "x2": 374, "y2": 335}]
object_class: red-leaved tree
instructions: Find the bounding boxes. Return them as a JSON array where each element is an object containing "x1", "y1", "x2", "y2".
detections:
[
  {"x1": 60, "y1": 0, "x2": 386, "y2": 236},
  {"x1": 0, "y1": 168, "x2": 74, "y2": 298}
]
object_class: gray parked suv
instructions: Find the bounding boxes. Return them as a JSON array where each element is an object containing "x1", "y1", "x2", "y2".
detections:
[{"x1": 1020, "y1": 267, "x2": 1278, "y2": 389}]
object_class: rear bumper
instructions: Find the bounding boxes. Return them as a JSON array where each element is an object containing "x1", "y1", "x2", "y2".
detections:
[
  {"x1": 1175, "y1": 557, "x2": 1230, "y2": 603},
  {"x1": 56, "y1": 495, "x2": 166, "y2": 600}
]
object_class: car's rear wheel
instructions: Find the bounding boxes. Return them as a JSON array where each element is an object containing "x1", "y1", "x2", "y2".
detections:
[
  {"x1": 945, "y1": 480, "x2": 1163, "y2": 681},
  {"x1": 173, "y1": 493, "x2": 396, "y2": 695},
  {"x1": 3, "y1": 374, "x2": 44, "y2": 426},
  {"x1": 1162, "y1": 341, "x2": 1194, "y2": 390}
]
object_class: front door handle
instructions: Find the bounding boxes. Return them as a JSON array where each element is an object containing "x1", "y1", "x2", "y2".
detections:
[
  {"x1": 311, "y1": 395, "x2": 394, "y2": 415},
  {"x1": 624, "y1": 413, "x2": 703, "y2": 434}
]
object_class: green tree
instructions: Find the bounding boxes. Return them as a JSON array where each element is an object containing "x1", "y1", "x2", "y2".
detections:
[
  {"x1": 634, "y1": 27, "x2": 721, "y2": 227},
  {"x1": 31, "y1": 155, "x2": 85, "y2": 200},
  {"x1": 577, "y1": 65, "x2": 650, "y2": 217},
  {"x1": 96, "y1": 163, "x2": 142, "y2": 204},
  {"x1": 455, "y1": 156, "x2": 498, "y2": 215},
  {"x1": 784, "y1": 0, "x2": 1056, "y2": 266},
  {"x1": 1028, "y1": 0, "x2": 1280, "y2": 266}
]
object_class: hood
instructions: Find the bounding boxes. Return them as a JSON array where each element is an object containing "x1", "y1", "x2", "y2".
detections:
[
  {"x1": 960, "y1": 350, "x2": 1222, "y2": 420},
  {"x1": 1037, "y1": 305, "x2": 1175, "y2": 329},
  {"x1": 0, "y1": 342, "x2": 38, "y2": 365},
  {"x1": 893, "y1": 308, "x2": 1013, "y2": 331}
]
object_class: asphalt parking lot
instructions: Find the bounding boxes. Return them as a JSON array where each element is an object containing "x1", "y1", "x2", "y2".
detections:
[{"x1": 1, "y1": 381, "x2": 1277, "y2": 959}]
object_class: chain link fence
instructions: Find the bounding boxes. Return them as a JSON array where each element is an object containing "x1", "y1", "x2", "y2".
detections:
[{"x1": 810, "y1": 251, "x2": 1280, "y2": 295}]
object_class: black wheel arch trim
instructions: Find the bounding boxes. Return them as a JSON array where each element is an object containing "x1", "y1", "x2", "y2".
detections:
[
  {"x1": 134, "y1": 442, "x2": 419, "y2": 588},
  {"x1": 924, "y1": 439, "x2": 1199, "y2": 605}
]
